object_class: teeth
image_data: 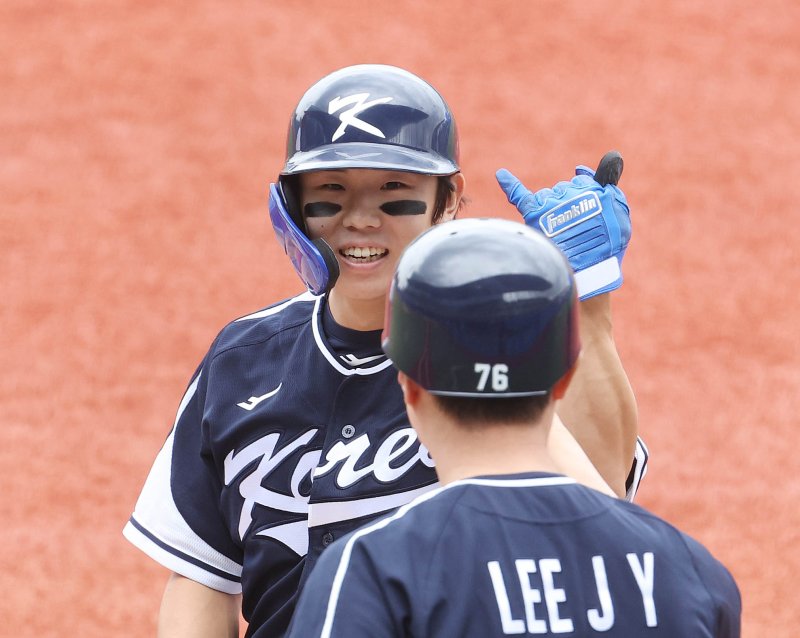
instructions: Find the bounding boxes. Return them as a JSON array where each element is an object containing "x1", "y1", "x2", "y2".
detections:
[{"x1": 342, "y1": 247, "x2": 386, "y2": 259}]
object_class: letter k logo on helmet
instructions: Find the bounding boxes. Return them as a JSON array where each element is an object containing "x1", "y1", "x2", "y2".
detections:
[{"x1": 328, "y1": 93, "x2": 393, "y2": 141}]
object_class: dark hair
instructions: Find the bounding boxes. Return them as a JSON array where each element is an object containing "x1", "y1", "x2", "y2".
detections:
[
  {"x1": 432, "y1": 174, "x2": 465, "y2": 223},
  {"x1": 432, "y1": 392, "x2": 552, "y2": 429}
]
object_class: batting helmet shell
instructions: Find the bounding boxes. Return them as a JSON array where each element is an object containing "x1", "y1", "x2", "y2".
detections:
[
  {"x1": 282, "y1": 64, "x2": 459, "y2": 176},
  {"x1": 382, "y1": 218, "x2": 580, "y2": 397}
]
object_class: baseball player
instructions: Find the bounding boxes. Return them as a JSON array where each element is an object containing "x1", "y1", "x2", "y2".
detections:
[
  {"x1": 123, "y1": 64, "x2": 645, "y2": 637},
  {"x1": 287, "y1": 218, "x2": 741, "y2": 638}
]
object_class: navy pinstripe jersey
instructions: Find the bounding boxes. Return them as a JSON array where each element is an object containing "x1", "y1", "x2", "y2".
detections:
[
  {"x1": 123, "y1": 292, "x2": 649, "y2": 637},
  {"x1": 288, "y1": 473, "x2": 741, "y2": 638}
]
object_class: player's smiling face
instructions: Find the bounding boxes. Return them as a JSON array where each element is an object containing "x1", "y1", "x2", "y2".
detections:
[{"x1": 300, "y1": 168, "x2": 453, "y2": 328}]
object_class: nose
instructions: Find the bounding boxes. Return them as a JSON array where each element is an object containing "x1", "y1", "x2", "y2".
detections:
[{"x1": 341, "y1": 203, "x2": 381, "y2": 230}]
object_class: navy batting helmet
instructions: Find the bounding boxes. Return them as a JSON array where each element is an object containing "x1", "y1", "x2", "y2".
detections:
[
  {"x1": 283, "y1": 64, "x2": 459, "y2": 177},
  {"x1": 382, "y1": 218, "x2": 580, "y2": 397},
  {"x1": 268, "y1": 64, "x2": 460, "y2": 295}
]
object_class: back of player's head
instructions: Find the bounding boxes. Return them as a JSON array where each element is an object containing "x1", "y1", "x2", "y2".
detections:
[{"x1": 382, "y1": 217, "x2": 580, "y2": 397}]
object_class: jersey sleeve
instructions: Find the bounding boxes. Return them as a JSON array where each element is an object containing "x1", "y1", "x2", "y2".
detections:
[
  {"x1": 286, "y1": 533, "x2": 402, "y2": 638},
  {"x1": 624, "y1": 436, "x2": 649, "y2": 502},
  {"x1": 123, "y1": 350, "x2": 244, "y2": 594}
]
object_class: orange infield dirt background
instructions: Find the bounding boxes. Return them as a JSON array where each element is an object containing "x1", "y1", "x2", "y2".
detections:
[{"x1": 2, "y1": 1, "x2": 799, "y2": 636}]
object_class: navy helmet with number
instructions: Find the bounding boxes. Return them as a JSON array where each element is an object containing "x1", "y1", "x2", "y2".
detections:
[
  {"x1": 382, "y1": 218, "x2": 580, "y2": 397},
  {"x1": 268, "y1": 64, "x2": 460, "y2": 296}
]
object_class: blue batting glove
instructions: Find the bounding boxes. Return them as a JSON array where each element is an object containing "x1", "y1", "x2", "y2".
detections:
[{"x1": 496, "y1": 158, "x2": 631, "y2": 300}]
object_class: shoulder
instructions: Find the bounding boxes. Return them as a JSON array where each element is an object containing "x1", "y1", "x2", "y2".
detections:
[
  {"x1": 609, "y1": 500, "x2": 740, "y2": 595},
  {"x1": 672, "y1": 528, "x2": 742, "y2": 630},
  {"x1": 210, "y1": 291, "x2": 319, "y2": 357},
  {"x1": 676, "y1": 529, "x2": 740, "y2": 592}
]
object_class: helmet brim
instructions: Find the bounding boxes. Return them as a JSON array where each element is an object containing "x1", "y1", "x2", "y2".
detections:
[{"x1": 283, "y1": 142, "x2": 459, "y2": 176}]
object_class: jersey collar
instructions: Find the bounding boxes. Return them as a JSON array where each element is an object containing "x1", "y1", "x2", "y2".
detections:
[{"x1": 311, "y1": 295, "x2": 394, "y2": 376}]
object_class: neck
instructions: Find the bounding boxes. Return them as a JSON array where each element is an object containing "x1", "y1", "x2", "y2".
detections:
[
  {"x1": 419, "y1": 407, "x2": 561, "y2": 486},
  {"x1": 327, "y1": 290, "x2": 385, "y2": 330}
]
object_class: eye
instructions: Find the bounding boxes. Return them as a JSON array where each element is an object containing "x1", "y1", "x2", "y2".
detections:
[
  {"x1": 319, "y1": 183, "x2": 344, "y2": 191},
  {"x1": 382, "y1": 181, "x2": 407, "y2": 191}
]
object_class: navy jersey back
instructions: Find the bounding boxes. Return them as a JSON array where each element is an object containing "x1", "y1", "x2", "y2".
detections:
[{"x1": 288, "y1": 474, "x2": 740, "y2": 637}]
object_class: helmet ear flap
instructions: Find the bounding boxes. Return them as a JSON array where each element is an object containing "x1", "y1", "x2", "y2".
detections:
[
  {"x1": 279, "y1": 174, "x2": 305, "y2": 232},
  {"x1": 311, "y1": 238, "x2": 340, "y2": 293},
  {"x1": 268, "y1": 183, "x2": 339, "y2": 295},
  {"x1": 279, "y1": 174, "x2": 340, "y2": 293}
]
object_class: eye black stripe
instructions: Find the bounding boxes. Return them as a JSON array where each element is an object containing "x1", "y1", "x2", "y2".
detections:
[
  {"x1": 380, "y1": 200, "x2": 427, "y2": 216},
  {"x1": 304, "y1": 202, "x2": 342, "y2": 218}
]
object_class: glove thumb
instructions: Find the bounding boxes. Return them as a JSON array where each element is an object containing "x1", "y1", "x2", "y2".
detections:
[{"x1": 495, "y1": 168, "x2": 535, "y2": 209}]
